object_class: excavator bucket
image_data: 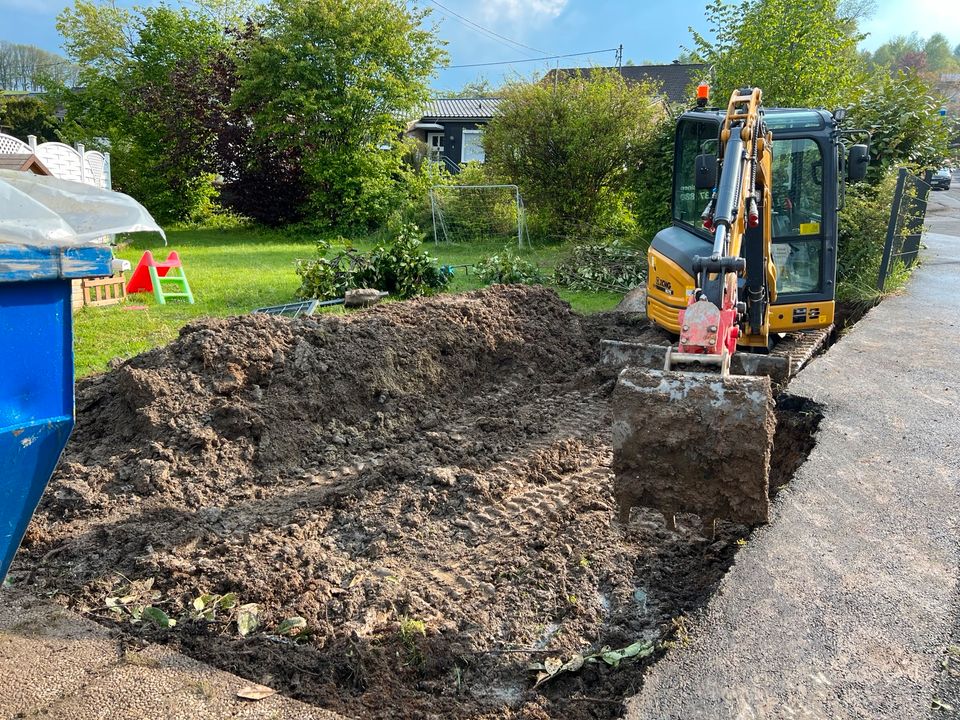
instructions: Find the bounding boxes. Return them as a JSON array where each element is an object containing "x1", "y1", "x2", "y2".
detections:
[{"x1": 610, "y1": 365, "x2": 776, "y2": 526}]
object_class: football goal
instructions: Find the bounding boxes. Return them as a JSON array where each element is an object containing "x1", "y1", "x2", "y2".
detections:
[{"x1": 429, "y1": 184, "x2": 530, "y2": 248}]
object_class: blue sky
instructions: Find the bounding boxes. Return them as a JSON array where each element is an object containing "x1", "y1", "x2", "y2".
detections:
[{"x1": 2, "y1": 0, "x2": 958, "y2": 92}]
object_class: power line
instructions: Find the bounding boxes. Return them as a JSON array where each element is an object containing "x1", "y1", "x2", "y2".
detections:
[
  {"x1": 447, "y1": 48, "x2": 620, "y2": 69},
  {"x1": 430, "y1": 9, "x2": 538, "y2": 59},
  {"x1": 427, "y1": 0, "x2": 550, "y2": 58}
]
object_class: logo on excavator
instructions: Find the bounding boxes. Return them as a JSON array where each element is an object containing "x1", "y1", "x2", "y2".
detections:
[{"x1": 654, "y1": 277, "x2": 673, "y2": 295}]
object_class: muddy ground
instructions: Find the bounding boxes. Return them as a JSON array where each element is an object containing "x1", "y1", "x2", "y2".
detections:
[{"x1": 10, "y1": 286, "x2": 822, "y2": 719}]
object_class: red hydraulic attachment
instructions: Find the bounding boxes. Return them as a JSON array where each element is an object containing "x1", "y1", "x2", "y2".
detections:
[{"x1": 664, "y1": 282, "x2": 740, "y2": 376}]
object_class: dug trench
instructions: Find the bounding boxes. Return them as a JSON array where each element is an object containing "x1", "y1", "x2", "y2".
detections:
[{"x1": 11, "y1": 286, "x2": 824, "y2": 720}]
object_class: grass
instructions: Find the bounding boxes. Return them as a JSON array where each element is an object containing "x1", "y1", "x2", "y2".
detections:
[{"x1": 73, "y1": 228, "x2": 622, "y2": 377}]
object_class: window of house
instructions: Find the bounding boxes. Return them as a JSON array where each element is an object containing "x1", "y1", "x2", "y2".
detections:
[{"x1": 461, "y1": 129, "x2": 485, "y2": 163}]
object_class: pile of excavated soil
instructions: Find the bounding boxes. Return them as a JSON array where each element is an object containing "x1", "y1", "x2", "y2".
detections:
[
  {"x1": 49, "y1": 285, "x2": 591, "y2": 514},
  {"x1": 12, "y1": 286, "x2": 787, "y2": 720}
]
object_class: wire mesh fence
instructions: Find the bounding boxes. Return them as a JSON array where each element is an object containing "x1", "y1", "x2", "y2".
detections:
[{"x1": 877, "y1": 168, "x2": 932, "y2": 292}]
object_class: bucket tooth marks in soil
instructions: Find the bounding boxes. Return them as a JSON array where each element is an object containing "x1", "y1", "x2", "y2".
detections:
[{"x1": 11, "y1": 286, "x2": 821, "y2": 720}]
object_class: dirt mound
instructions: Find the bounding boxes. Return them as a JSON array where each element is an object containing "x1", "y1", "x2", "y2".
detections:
[
  {"x1": 12, "y1": 287, "x2": 796, "y2": 720},
  {"x1": 55, "y1": 285, "x2": 590, "y2": 512}
]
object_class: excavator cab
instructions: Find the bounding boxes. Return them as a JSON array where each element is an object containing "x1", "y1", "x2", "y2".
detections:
[{"x1": 647, "y1": 107, "x2": 862, "y2": 341}]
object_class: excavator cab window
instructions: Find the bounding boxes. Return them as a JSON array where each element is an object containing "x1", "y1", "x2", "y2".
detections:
[
  {"x1": 771, "y1": 138, "x2": 824, "y2": 293},
  {"x1": 673, "y1": 119, "x2": 719, "y2": 227}
]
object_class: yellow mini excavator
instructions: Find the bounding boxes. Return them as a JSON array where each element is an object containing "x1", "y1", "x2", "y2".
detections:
[{"x1": 606, "y1": 86, "x2": 869, "y2": 526}]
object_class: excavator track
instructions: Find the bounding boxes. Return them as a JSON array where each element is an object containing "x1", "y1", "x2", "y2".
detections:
[{"x1": 769, "y1": 324, "x2": 834, "y2": 376}]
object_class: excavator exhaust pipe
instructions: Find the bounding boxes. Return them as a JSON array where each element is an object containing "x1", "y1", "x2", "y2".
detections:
[{"x1": 608, "y1": 361, "x2": 777, "y2": 527}]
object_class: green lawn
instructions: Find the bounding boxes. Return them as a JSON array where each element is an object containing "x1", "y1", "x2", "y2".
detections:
[{"x1": 73, "y1": 228, "x2": 621, "y2": 377}]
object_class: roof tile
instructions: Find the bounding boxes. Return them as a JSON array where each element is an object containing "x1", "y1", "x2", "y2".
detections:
[{"x1": 419, "y1": 97, "x2": 502, "y2": 120}]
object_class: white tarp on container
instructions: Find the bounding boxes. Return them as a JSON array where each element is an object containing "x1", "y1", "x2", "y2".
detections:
[{"x1": 0, "y1": 169, "x2": 164, "y2": 247}]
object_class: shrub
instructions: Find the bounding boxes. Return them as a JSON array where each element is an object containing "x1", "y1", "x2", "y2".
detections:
[
  {"x1": 553, "y1": 243, "x2": 647, "y2": 293},
  {"x1": 837, "y1": 170, "x2": 899, "y2": 300},
  {"x1": 295, "y1": 223, "x2": 450, "y2": 300},
  {"x1": 475, "y1": 252, "x2": 546, "y2": 285},
  {"x1": 847, "y1": 68, "x2": 959, "y2": 182},
  {"x1": 483, "y1": 70, "x2": 661, "y2": 241},
  {"x1": 630, "y1": 116, "x2": 676, "y2": 247}
]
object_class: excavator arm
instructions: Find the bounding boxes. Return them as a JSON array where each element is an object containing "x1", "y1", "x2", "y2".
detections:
[
  {"x1": 674, "y1": 87, "x2": 777, "y2": 367},
  {"x1": 607, "y1": 89, "x2": 781, "y2": 527}
]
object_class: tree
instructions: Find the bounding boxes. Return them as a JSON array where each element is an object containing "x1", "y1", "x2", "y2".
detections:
[
  {"x1": 870, "y1": 33, "x2": 922, "y2": 69},
  {"x1": 689, "y1": 0, "x2": 865, "y2": 109},
  {"x1": 0, "y1": 96, "x2": 60, "y2": 140},
  {"x1": 438, "y1": 78, "x2": 499, "y2": 98},
  {"x1": 848, "y1": 69, "x2": 958, "y2": 178},
  {"x1": 483, "y1": 70, "x2": 661, "y2": 239},
  {"x1": 868, "y1": 33, "x2": 960, "y2": 74},
  {"x1": 235, "y1": 0, "x2": 445, "y2": 229},
  {"x1": 674, "y1": 50, "x2": 701, "y2": 64},
  {"x1": 193, "y1": 0, "x2": 261, "y2": 28},
  {"x1": 56, "y1": 0, "x2": 242, "y2": 221},
  {"x1": 0, "y1": 41, "x2": 78, "y2": 91},
  {"x1": 923, "y1": 34, "x2": 956, "y2": 72}
]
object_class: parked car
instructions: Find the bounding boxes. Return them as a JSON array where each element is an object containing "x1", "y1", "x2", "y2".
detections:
[{"x1": 931, "y1": 167, "x2": 952, "y2": 190}]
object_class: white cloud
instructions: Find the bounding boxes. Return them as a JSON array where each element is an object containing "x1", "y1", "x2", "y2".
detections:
[{"x1": 476, "y1": 0, "x2": 569, "y2": 25}]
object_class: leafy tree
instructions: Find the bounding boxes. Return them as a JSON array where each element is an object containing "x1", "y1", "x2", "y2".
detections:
[
  {"x1": 235, "y1": 0, "x2": 445, "y2": 230},
  {"x1": 923, "y1": 34, "x2": 957, "y2": 72},
  {"x1": 56, "y1": 1, "x2": 238, "y2": 222},
  {"x1": 689, "y1": 0, "x2": 865, "y2": 108},
  {"x1": 847, "y1": 68, "x2": 959, "y2": 178},
  {"x1": 0, "y1": 96, "x2": 60, "y2": 141},
  {"x1": 193, "y1": 0, "x2": 261, "y2": 27},
  {"x1": 0, "y1": 41, "x2": 78, "y2": 91},
  {"x1": 483, "y1": 70, "x2": 660, "y2": 240},
  {"x1": 221, "y1": 141, "x2": 310, "y2": 227},
  {"x1": 673, "y1": 50, "x2": 701, "y2": 64},
  {"x1": 869, "y1": 33, "x2": 923, "y2": 70},
  {"x1": 867, "y1": 33, "x2": 960, "y2": 74},
  {"x1": 838, "y1": 0, "x2": 876, "y2": 23}
]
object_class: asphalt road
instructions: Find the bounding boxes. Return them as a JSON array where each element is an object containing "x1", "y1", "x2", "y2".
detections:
[{"x1": 625, "y1": 178, "x2": 960, "y2": 718}]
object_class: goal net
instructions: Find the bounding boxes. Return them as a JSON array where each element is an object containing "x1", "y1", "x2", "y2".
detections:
[{"x1": 429, "y1": 184, "x2": 530, "y2": 248}]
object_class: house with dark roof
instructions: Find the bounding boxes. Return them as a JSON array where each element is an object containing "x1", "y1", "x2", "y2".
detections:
[
  {"x1": 407, "y1": 64, "x2": 705, "y2": 173},
  {"x1": 543, "y1": 63, "x2": 708, "y2": 106},
  {"x1": 407, "y1": 97, "x2": 501, "y2": 172}
]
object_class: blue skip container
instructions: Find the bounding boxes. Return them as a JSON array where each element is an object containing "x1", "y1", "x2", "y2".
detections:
[{"x1": 0, "y1": 243, "x2": 114, "y2": 579}]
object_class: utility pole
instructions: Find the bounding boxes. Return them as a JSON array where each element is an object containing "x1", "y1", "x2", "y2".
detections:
[{"x1": 616, "y1": 44, "x2": 623, "y2": 70}]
